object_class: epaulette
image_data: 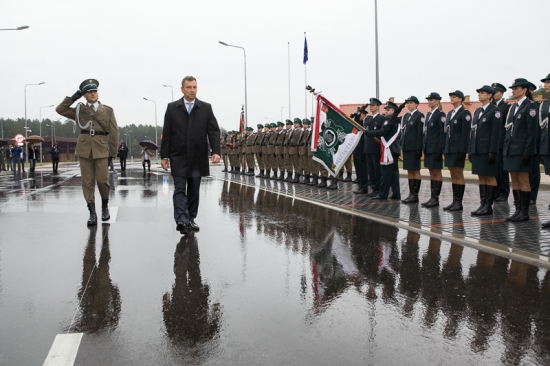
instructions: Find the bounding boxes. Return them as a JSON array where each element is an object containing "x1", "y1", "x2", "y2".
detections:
[{"x1": 102, "y1": 104, "x2": 113, "y2": 110}]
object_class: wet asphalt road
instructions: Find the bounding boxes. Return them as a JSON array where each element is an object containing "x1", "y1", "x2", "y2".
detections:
[{"x1": 1, "y1": 166, "x2": 550, "y2": 365}]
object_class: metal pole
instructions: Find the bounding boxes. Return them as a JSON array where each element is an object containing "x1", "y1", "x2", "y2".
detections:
[
  {"x1": 24, "y1": 82, "x2": 45, "y2": 169},
  {"x1": 304, "y1": 33, "x2": 307, "y2": 118},
  {"x1": 218, "y1": 42, "x2": 247, "y2": 129},
  {"x1": 163, "y1": 84, "x2": 173, "y2": 102},
  {"x1": 39, "y1": 105, "x2": 53, "y2": 166},
  {"x1": 281, "y1": 107, "x2": 283, "y2": 122},
  {"x1": 154, "y1": 101, "x2": 158, "y2": 163},
  {"x1": 288, "y1": 42, "x2": 291, "y2": 119},
  {"x1": 374, "y1": 0, "x2": 380, "y2": 99}
]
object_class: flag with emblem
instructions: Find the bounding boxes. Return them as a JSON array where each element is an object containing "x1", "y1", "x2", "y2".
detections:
[
  {"x1": 311, "y1": 95, "x2": 365, "y2": 177},
  {"x1": 239, "y1": 105, "x2": 245, "y2": 133}
]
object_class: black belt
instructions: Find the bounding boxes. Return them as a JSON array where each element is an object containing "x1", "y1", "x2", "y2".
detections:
[{"x1": 81, "y1": 129, "x2": 109, "y2": 136}]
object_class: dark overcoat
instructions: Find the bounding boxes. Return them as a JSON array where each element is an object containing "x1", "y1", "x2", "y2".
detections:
[
  {"x1": 469, "y1": 104, "x2": 501, "y2": 155},
  {"x1": 160, "y1": 98, "x2": 220, "y2": 177},
  {"x1": 503, "y1": 99, "x2": 538, "y2": 158},
  {"x1": 423, "y1": 109, "x2": 446, "y2": 155}
]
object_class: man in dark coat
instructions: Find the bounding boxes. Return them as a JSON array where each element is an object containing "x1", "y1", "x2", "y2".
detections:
[{"x1": 161, "y1": 76, "x2": 221, "y2": 235}]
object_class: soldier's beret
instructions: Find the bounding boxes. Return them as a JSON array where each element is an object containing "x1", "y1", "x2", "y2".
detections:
[
  {"x1": 223, "y1": 133, "x2": 227, "y2": 137},
  {"x1": 491, "y1": 83, "x2": 507, "y2": 93},
  {"x1": 449, "y1": 90, "x2": 465, "y2": 100},
  {"x1": 303, "y1": 118, "x2": 311, "y2": 125},
  {"x1": 257, "y1": 124, "x2": 264, "y2": 129},
  {"x1": 509, "y1": 78, "x2": 531, "y2": 89},
  {"x1": 425, "y1": 92, "x2": 441, "y2": 100},
  {"x1": 384, "y1": 101, "x2": 398, "y2": 110},
  {"x1": 277, "y1": 121, "x2": 284, "y2": 127},
  {"x1": 285, "y1": 119, "x2": 293, "y2": 125},
  {"x1": 405, "y1": 96, "x2": 420, "y2": 104},
  {"x1": 369, "y1": 97, "x2": 382, "y2": 106},
  {"x1": 476, "y1": 85, "x2": 495, "y2": 95},
  {"x1": 79, "y1": 78, "x2": 99, "y2": 93},
  {"x1": 541, "y1": 73, "x2": 550, "y2": 83},
  {"x1": 246, "y1": 127, "x2": 254, "y2": 131}
]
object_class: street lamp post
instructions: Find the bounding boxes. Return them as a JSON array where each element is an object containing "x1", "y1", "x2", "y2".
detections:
[
  {"x1": 264, "y1": 117, "x2": 273, "y2": 124},
  {"x1": 46, "y1": 124, "x2": 55, "y2": 150},
  {"x1": 39, "y1": 104, "x2": 54, "y2": 165},
  {"x1": 374, "y1": 0, "x2": 380, "y2": 99},
  {"x1": 0, "y1": 25, "x2": 29, "y2": 31},
  {"x1": 163, "y1": 85, "x2": 173, "y2": 102},
  {"x1": 219, "y1": 41, "x2": 247, "y2": 129},
  {"x1": 281, "y1": 107, "x2": 283, "y2": 122},
  {"x1": 143, "y1": 98, "x2": 158, "y2": 163},
  {"x1": 25, "y1": 82, "x2": 45, "y2": 169}
]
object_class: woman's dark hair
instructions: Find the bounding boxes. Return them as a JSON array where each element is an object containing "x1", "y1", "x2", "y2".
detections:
[{"x1": 526, "y1": 89, "x2": 534, "y2": 100}]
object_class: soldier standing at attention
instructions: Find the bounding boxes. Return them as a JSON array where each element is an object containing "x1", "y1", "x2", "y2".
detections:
[
  {"x1": 56, "y1": 79, "x2": 119, "y2": 225},
  {"x1": 275, "y1": 121, "x2": 287, "y2": 180},
  {"x1": 539, "y1": 73, "x2": 550, "y2": 228},
  {"x1": 254, "y1": 124, "x2": 265, "y2": 177},
  {"x1": 364, "y1": 98, "x2": 384, "y2": 196},
  {"x1": 220, "y1": 133, "x2": 229, "y2": 172},
  {"x1": 244, "y1": 127, "x2": 256, "y2": 176},
  {"x1": 283, "y1": 120, "x2": 294, "y2": 181},
  {"x1": 239, "y1": 131, "x2": 247, "y2": 175},
  {"x1": 260, "y1": 125, "x2": 271, "y2": 178},
  {"x1": 228, "y1": 131, "x2": 238, "y2": 173},
  {"x1": 299, "y1": 119, "x2": 312, "y2": 184},
  {"x1": 352, "y1": 107, "x2": 369, "y2": 194},
  {"x1": 468, "y1": 85, "x2": 501, "y2": 216},
  {"x1": 492, "y1": 83, "x2": 511, "y2": 202},
  {"x1": 289, "y1": 118, "x2": 303, "y2": 183},
  {"x1": 400, "y1": 96, "x2": 425, "y2": 203},
  {"x1": 266, "y1": 123, "x2": 278, "y2": 179}
]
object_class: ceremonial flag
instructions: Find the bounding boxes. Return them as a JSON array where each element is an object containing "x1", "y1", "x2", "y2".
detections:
[
  {"x1": 303, "y1": 36, "x2": 308, "y2": 64},
  {"x1": 311, "y1": 95, "x2": 364, "y2": 177},
  {"x1": 239, "y1": 106, "x2": 245, "y2": 133}
]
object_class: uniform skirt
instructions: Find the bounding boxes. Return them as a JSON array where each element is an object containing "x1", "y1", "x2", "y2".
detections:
[
  {"x1": 444, "y1": 153, "x2": 465, "y2": 168},
  {"x1": 471, "y1": 153, "x2": 496, "y2": 176},
  {"x1": 423, "y1": 153, "x2": 442, "y2": 170},
  {"x1": 503, "y1": 155, "x2": 530, "y2": 173},
  {"x1": 403, "y1": 151, "x2": 421, "y2": 170},
  {"x1": 544, "y1": 155, "x2": 550, "y2": 175}
]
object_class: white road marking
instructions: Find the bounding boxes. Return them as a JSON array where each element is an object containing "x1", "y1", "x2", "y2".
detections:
[{"x1": 43, "y1": 333, "x2": 83, "y2": 366}]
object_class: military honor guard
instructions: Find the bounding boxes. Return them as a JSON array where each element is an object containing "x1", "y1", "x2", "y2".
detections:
[
  {"x1": 400, "y1": 96, "x2": 425, "y2": 203},
  {"x1": 299, "y1": 119, "x2": 312, "y2": 184},
  {"x1": 244, "y1": 127, "x2": 256, "y2": 176},
  {"x1": 442, "y1": 90, "x2": 471, "y2": 211},
  {"x1": 56, "y1": 79, "x2": 119, "y2": 225},
  {"x1": 529, "y1": 82, "x2": 542, "y2": 205},
  {"x1": 364, "y1": 98, "x2": 384, "y2": 196},
  {"x1": 365, "y1": 101, "x2": 405, "y2": 200},
  {"x1": 229, "y1": 131, "x2": 240, "y2": 173},
  {"x1": 220, "y1": 133, "x2": 229, "y2": 172},
  {"x1": 288, "y1": 118, "x2": 303, "y2": 183},
  {"x1": 469, "y1": 85, "x2": 502, "y2": 216},
  {"x1": 503, "y1": 78, "x2": 539, "y2": 222},
  {"x1": 352, "y1": 107, "x2": 369, "y2": 194},
  {"x1": 492, "y1": 82, "x2": 512, "y2": 202},
  {"x1": 266, "y1": 123, "x2": 278, "y2": 178},
  {"x1": 421, "y1": 93, "x2": 446, "y2": 207},
  {"x1": 275, "y1": 121, "x2": 287, "y2": 180},
  {"x1": 254, "y1": 124, "x2": 265, "y2": 177},
  {"x1": 282, "y1": 120, "x2": 294, "y2": 181},
  {"x1": 239, "y1": 130, "x2": 247, "y2": 174},
  {"x1": 539, "y1": 73, "x2": 550, "y2": 228}
]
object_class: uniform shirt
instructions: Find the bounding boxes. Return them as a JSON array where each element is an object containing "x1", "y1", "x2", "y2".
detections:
[
  {"x1": 88, "y1": 101, "x2": 99, "y2": 111},
  {"x1": 184, "y1": 99, "x2": 195, "y2": 113},
  {"x1": 426, "y1": 108, "x2": 437, "y2": 121},
  {"x1": 514, "y1": 97, "x2": 527, "y2": 115},
  {"x1": 449, "y1": 106, "x2": 462, "y2": 119}
]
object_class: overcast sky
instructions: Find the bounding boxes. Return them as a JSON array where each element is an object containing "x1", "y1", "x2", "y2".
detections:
[{"x1": 1, "y1": 0, "x2": 549, "y2": 133}]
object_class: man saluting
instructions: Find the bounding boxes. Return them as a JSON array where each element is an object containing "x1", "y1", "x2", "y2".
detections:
[
  {"x1": 161, "y1": 76, "x2": 221, "y2": 235},
  {"x1": 56, "y1": 79, "x2": 119, "y2": 225}
]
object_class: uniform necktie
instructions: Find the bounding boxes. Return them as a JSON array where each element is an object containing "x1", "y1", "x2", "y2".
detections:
[
  {"x1": 426, "y1": 111, "x2": 432, "y2": 122},
  {"x1": 450, "y1": 110, "x2": 456, "y2": 120},
  {"x1": 514, "y1": 103, "x2": 520, "y2": 115},
  {"x1": 89, "y1": 104, "x2": 95, "y2": 112}
]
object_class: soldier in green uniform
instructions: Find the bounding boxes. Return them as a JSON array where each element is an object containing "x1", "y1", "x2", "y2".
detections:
[
  {"x1": 56, "y1": 79, "x2": 119, "y2": 226},
  {"x1": 266, "y1": 123, "x2": 279, "y2": 179},
  {"x1": 220, "y1": 133, "x2": 228, "y2": 172},
  {"x1": 244, "y1": 127, "x2": 256, "y2": 176},
  {"x1": 306, "y1": 117, "x2": 317, "y2": 185},
  {"x1": 299, "y1": 119, "x2": 312, "y2": 184},
  {"x1": 260, "y1": 125, "x2": 271, "y2": 178},
  {"x1": 274, "y1": 121, "x2": 287, "y2": 180},
  {"x1": 229, "y1": 131, "x2": 240, "y2": 173},
  {"x1": 254, "y1": 124, "x2": 265, "y2": 177},
  {"x1": 239, "y1": 131, "x2": 246, "y2": 174},
  {"x1": 289, "y1": 118, "x2": 303, "y2": 183},
  {"x1": 283, "y1": 120, "x2": 294, "y2": 181}
]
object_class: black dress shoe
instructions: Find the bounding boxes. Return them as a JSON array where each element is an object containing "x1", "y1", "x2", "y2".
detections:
[
  {"x1": 353, "y1": 189, "x2": 365, "y2": 194},
  {"x1": 494, "y1": 196, "x2": 507, "y2": 202},
  {"x1": 176, "y1": 222, "x2": 188, "y2": 235},
  {"x1": 372, "y1": 195, "x2": 387, "y2": 200},
  {"x1": 389, "y1": 196, "x2": 401, "y2": 200},
  {"x1": 189, "y1": 220, "x2": 200, "y2": 231}
]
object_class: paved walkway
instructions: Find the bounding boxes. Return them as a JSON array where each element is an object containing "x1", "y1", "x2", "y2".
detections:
[{"x1": 212, "y1": 166, "x2": 550, "y2": 268}]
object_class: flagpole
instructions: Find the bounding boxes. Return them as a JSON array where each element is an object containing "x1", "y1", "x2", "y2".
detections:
[
  {"x1": 288, "y1": 41, "x2": 291, "y2": 120},
  {"x1": 374, "y1": 0, "x2": 380, "y2": 99},
  {"x1": 304, "y1": 32, "x2": 307, "y2": 118}
]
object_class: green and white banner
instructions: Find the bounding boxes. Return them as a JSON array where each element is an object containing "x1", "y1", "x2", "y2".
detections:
[{"x1": 311, "y1": 95, "x2": 365, "y2": 177}]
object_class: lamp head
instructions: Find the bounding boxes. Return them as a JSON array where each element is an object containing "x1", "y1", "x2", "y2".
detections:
[
  {"x1": 17, "y1": 26, "x2": 29, "y2": 30},
  {"x1": 219, "y1": 41, "x2": 228, "y2": 46}
]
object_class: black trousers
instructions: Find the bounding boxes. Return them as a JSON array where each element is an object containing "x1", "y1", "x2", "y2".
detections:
[
  {"x1": 495, "y1": 149, "x2": 509, "y2": 199},
  {"x1": 52, "y1": 158, "x2": 59, "y2": 172},
  {"x1": 366, "y1": 152, "x2": 381, "y2": 193},
  {"x1": 530, "y1": 154, "x2": 541, "y2": 202},
  {"x1": 119, "y1": 158, "x2": 126, "y2": 171},
  {"x1": 353, "y1": 151, "x2": 369, "y2": 192},
  {"x1": 142, "y1": 159, "x2": 151, "y2": 170},
  {"x1": 173, "y1": 176, "x2": 201, "y2": 224},
  {"x1": 379, "y1": 153, "x2": 400, "y2": 199}
]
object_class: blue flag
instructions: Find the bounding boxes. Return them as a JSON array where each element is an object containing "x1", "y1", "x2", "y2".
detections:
[{"x1": 303, "y1": 36, "x2": 308, "y2": 64}]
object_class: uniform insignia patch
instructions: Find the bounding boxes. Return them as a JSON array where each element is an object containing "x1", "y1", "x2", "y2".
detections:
[
  {"x1": 465, "y1": 115, "x2": 471, "y2": 121},
  {"x1": 518, "y1": 114, "x2": 522, "y2": 119},
  {"x1": 530, "y1": 109, "x2": 537, "y2": 117},
  {"x1": 454, "y1": 121, "x2": 457, "y2": 124},
  {"x1": 430, "y1": 123, "x2": 433, "y2": 127},
  {"x1": 421, "y1": 118, "x2": 425, "y2": 123},
  {"x1": 441, "y1": 117, "x2": 446, "y2": 122},
  {"x1": 482, "y1": 118, "x2": 486, "y2": 122},
  {"x1": 495, "y1": 111, "x2": 501, "y2": 118},
  {"x1": 384, "y1": 121, "x2": 388, "y2": 125}
]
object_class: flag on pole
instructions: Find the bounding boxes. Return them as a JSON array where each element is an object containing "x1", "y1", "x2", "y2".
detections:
[
  {"x1": 239, "y1": 105, "x2": 245, "y2": 133},
  {"x1": 303, "y1": 36, "x2": 308, "y2": 64},
  {"x1": 311, "y1": 95, "x2": 364, "y2": 177}
]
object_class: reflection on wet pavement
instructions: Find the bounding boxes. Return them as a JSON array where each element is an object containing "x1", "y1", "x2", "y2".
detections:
[{"x1": 1, "y1": 167, "x2": 550, "y2": 365}]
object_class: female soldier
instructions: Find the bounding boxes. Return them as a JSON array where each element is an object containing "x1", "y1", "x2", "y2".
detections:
[
  {"x1": 421, "y1": 93, "x2": 446, "y2": 207},
  {"x1": 503, "y1": 78, "x2": 538, "y2": 222},
  {"x1": 443, "y1": 90, "x2": 471, "y2": 211},
  {"x1": 401, "y1": 96, "x2": 425, "y2": 203},
  {"x1": 539, "y1": 73, "x2": 550, "y2": 228},
  {"x1": 469, "y1": 86, "x2": 501, "y2": 216}
]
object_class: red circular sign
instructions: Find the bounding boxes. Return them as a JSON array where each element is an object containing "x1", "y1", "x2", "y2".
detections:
[{"x1": 14, "y1": 134, "x2": 25, "y2": 144}]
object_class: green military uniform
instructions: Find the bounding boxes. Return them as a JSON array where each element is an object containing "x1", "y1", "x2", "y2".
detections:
[
  {"x1": 220, "y1": 134, "x2": 228, "y2": 172},
  {"x1": 266, "y1": 124, "x2": 278, "y2": 178},
  {"x1": 229, "y1": 132, "x2": 239, "y2": 172},
  {"x1": 260, "y1": 126, "x2": 271, "y2": 178},
  {"x1": 282, "y1": 120, "x2": 294, "y2": 181},
  {"x1": 244, "y1": 127, "x2": 256, "y2": 175},
  {"x1": 299, "y1": 119, "x2": 312, "y2": 184},
  {"x1": 254, "y1": 124, "x2": 265, "y2": 177},
  {"x1": 289, "y1": 118, "x2": 303, "y2": 183},
  {"x1": 56, "y1": 79, "x2": 119, "y2": 226},
  {"x1": 274, "y1": 121, "x2": 287, "y2": 180},
  {"x1": 238, "y1": 132, "x2": 246, "y2": 174}
]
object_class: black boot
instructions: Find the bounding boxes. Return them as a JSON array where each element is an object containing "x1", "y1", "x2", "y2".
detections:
[
  {"x1": 476, "y1": 185, "x2": 496, "y2": 216},
  {"x1": 247, "y1": 168, "x2": 255, "y2": 176},
  {"x1": 101, "y1": 199, "x2": 110, "y2": 221},
  {"x1": 423, "y1": 180, "x2": 442, "y2": 208},
  {"x1": 87, "y1": 203, "x2": 97, "y2": 226},
  {"x1": 506, "y1": 190, "x2": 521, "y2": 221},
  {"x1": 308, "y1": 175, "x2": 319, "y2": 186},
  {"x1": 300, "y1": 174, "x2": 310, "y2": 184},
  {"x1": 471, "y1": 185, "x2": 487, "y2": 215},
  {"x1": 239, "y1": 167, "x2": 246, "y2": 175},
  {"x1": 222, "y1": 166, "x2": 228, "y2": 172},
  {"x1": 449, "y1": 184, "x2": 465, "y2": 211},
  {"x1": 290, "y1": 173, "x2": 301, "y2": 183},
  {"x1": 270, "y1": 170, "x2": 278, "y2": 179},
  {"x1": 402, "y1": 179, "x2": 418, "y2": 203},
  {"x1": 263, "y1": 169, "x2": 270, "y2": 178},
  {"x1": 316, "y1": 176, "x2": 327, "y2": 188},
  {"x1": 229, "y1": 166, "x2": 234, "y2": 173},
  {"x1": 277, "y1": 171, "x2": 285, "y2": 180},
  {"x1": 326, "y1": 177, "x2": 338, "y2": 190},
  {"x1": 511, "y1": 191, "x2": 530, "y2": 222},
  {"x1": 443, "y1": 184, "x2": 457, "y2": 211},
  {"x1": 256, "y1": 169, "x2": 264, "y2": 178},
  {"x1": 343, "y1": 172, "x2": 352, "y2": 182}
]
